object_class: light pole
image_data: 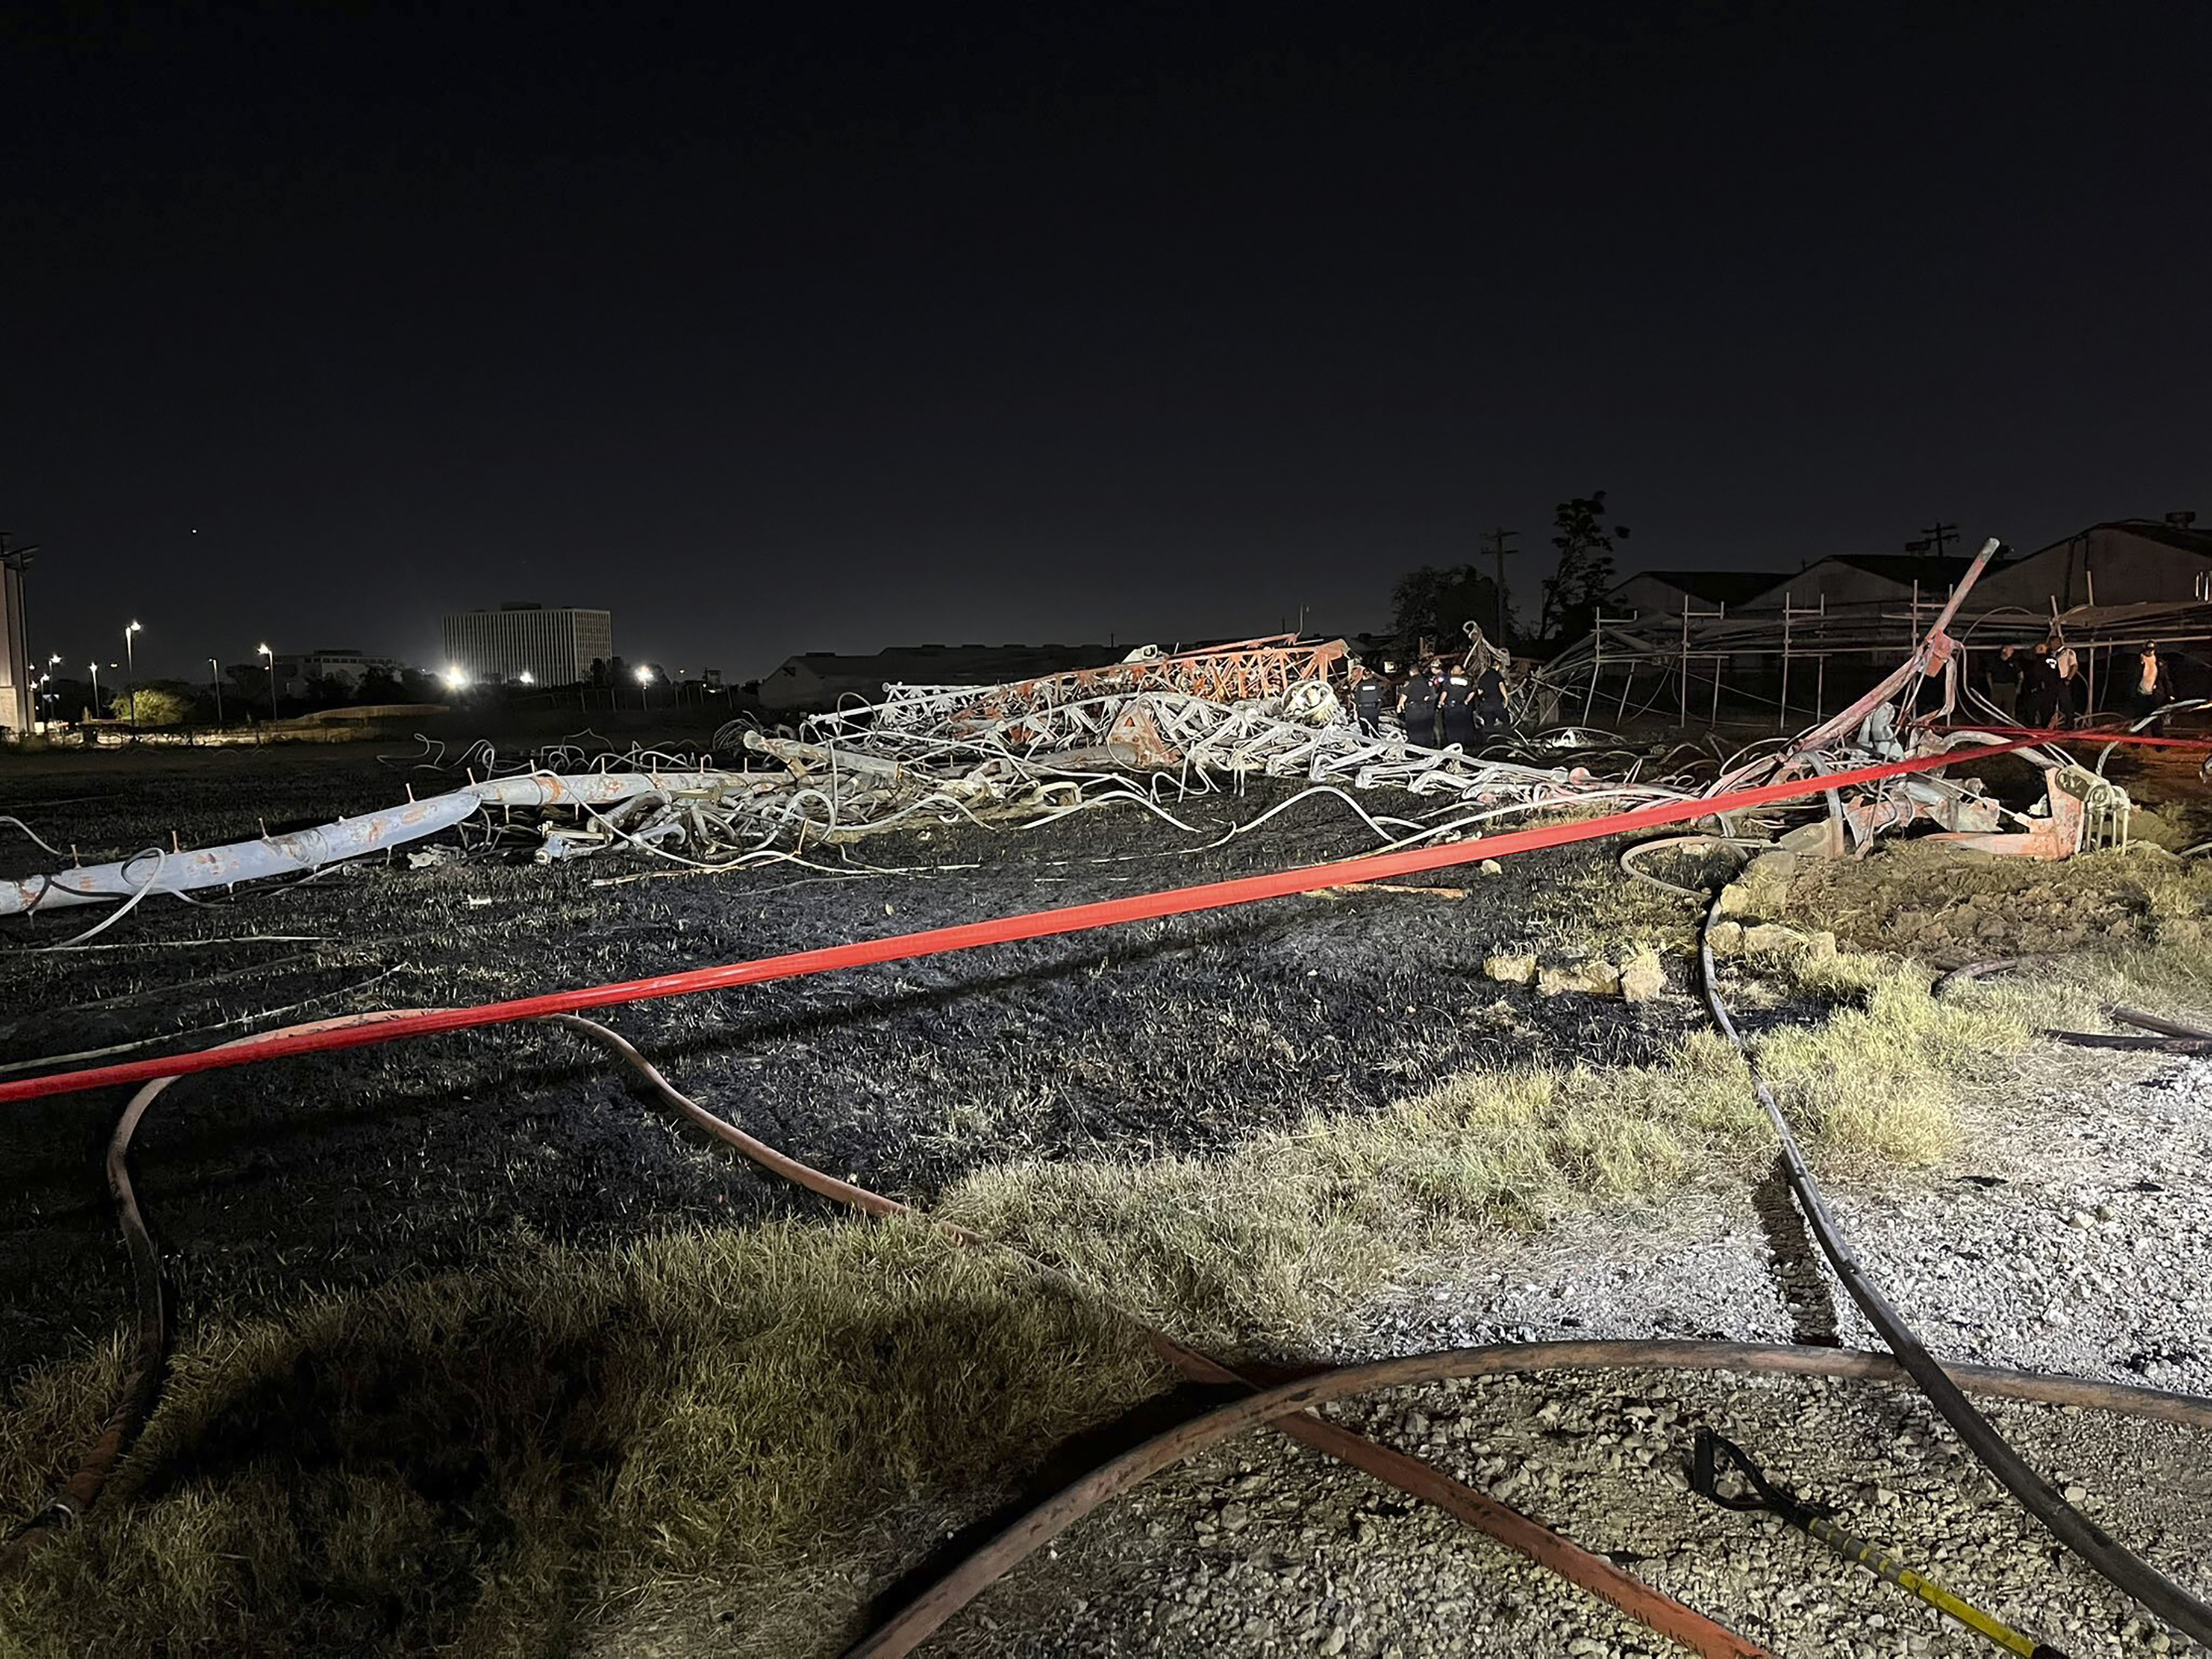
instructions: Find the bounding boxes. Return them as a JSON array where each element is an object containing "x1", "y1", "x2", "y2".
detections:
[
  {"x1": 257, "y1": 643, "x2": 275, "y2": 720},
  {"x1": 208, "y1": 657, "x2": 225, "y2": 725},
  {"x1": 122, "y1": 620, "x2": 142, "y2": 731},
  {"x1": 635, "y1": 664, "x2": 652, "y2": 711},
  {"x1": 87, "y1": 661, "x2": 101, "y2": 721}
]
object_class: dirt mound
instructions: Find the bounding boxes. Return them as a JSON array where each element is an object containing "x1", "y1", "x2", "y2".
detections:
[{"x1": 1772, "y1": 841, "x2": 2207, "y2": 965}]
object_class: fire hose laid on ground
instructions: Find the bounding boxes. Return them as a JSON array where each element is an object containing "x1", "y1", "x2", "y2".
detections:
[
  {"x1": 13, "y1": 1001, "x2": 2212, "y2": 1656},
  {"x1": 0, "y1": 736, "x2": 2064, "y2": 1104},
  {"x1": 7, "y1": 730, "x2": 2212, "y2": 1652}
]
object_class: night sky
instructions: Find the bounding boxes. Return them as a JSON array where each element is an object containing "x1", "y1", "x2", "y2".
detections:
[{"x1": 5, "y1": 3, "x2": 2206, "y2": 684}]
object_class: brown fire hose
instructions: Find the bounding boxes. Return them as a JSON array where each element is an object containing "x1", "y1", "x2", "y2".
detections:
[
  {"x1": 16, "y1": 1009, "x2": 2212, "y2": 1659},
  {"x1": 8, "y1": 1008, "x2": 1773, "y2": 1657}
]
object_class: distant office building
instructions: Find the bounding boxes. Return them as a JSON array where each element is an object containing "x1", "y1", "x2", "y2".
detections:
[
  {"x1": 270, "y1": 647, "x2": 405, "y2": 696},
  {"x1": 439, "y1": 602, "x2": 614, "y2": 686},
  {"x1": 0, "y1": 539, "x2": 30, "y2": 733}
]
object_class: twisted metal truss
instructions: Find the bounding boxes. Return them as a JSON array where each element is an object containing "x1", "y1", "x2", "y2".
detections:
[{"x1": 11, "y1": 602, "x2": 2154, "y2": 937}]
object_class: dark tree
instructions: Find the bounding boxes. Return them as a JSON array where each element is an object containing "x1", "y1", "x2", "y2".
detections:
[
  {"x1": 1538, "y1": 492, "x2": 1629, "y2": 643},
  {"x1": 357, "y1": 666, "x2": 404, "y2": 702},
  {"x1": 1389, "y1": 564, "x2": 1512, "y2": 656}
]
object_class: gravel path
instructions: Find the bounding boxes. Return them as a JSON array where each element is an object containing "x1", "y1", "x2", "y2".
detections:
[{"x1": 932, "y1": 1050, "x2": 2212, "y2": 1658}]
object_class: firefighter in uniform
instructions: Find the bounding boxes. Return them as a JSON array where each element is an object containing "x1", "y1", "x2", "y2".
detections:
[
  {"x1": 2014, "y1": 643, "x2": 2051, "y2": 729},
  {"x1": 1398, "y1": 659, "x2": 1439, "y2": 748},
  {"x1": 1474, "y1": 659, "x2": 1510, "y2": 737},
  {"x1": 1438, "y1": 660, "x2": 1478, "y2": 748},
  {"x1": 1351, "y1": 661, "x2": 1385, "y2": 735},
  {"x1": 2049, "y1": 642, "x2": 2081, "y2": 728}
]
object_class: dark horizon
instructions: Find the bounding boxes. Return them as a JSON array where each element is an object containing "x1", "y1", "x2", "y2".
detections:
[{"x1": 5, "y1": 2, "x2": 2206, "y2": 684}]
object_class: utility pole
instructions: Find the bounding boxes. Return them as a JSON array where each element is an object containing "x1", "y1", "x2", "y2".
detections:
[
  {"x1": 1904, "y1": 521, "x2": 1958, "y2": 559},
  {"x1": 1481, "y1": 526, "x2": 1517, "y2": 646}
]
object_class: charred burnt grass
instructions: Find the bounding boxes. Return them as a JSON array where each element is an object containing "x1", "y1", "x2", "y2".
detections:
[{"x1": 1, "y1": 745, "x2": 2201, "y2": 1655}]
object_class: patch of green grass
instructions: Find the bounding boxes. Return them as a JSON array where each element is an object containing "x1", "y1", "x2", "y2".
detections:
[
  {"x1": 0, "y1": 1219, "x2": 1164, "y2": 1659},
  {"x1": 941, "y1": 987, "x2": 1976, "y2": 1357},
  {"x1": 1755, "y1": 952, "x2": 2022, "y2": 1165},
  {"x1": 1767, "y1": 840, "x2": 2212, "y2": 1048}
]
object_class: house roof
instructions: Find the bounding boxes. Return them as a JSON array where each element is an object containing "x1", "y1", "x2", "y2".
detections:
[
  {"x1": 1821, "y1": 552, "x2": 1992, "y2": 587},
  {"x1": 1625, "y1": 569, "x2": 1790, "y2": 607},
  {"x1": 2048, "y1": 519, "x2": 2212, "y2": 560}
]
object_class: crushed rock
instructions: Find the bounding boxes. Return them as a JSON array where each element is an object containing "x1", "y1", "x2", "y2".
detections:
[{"x1": 933, "y1": 1053, "x2": 2212, "y2": 1658}]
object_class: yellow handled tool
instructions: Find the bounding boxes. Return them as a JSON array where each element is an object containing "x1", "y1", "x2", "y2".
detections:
[{"x1": 1692, "y1": 1428, "x2": 2073, "y2": 1659}]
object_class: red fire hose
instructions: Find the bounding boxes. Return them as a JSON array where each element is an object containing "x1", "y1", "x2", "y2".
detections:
[{"x1": 0, "y1": 739, "x2": 2055, "y2": 1105}]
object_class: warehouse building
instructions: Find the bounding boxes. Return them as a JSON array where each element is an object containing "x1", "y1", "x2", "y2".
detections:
[
  {"x1": 439, "y1": 602, "x2": 614, "y2": 687},
  {"x1": 1972, "y1": 516, "x2": 2212, "y2": 613},
  {"x1": 1602, "y1": 569, "x2": 1789, "y2": 619}
]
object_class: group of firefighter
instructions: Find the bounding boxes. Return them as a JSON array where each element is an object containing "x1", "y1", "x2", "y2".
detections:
[
  {"x1": 1345, "y1": 637, "x2": 2178, "y2": 748},
  {"x1": 1348, "y1": 654, "x2": 1513, "y2": 747},
  {"x1": 1984, "y1": 638, "x2": 2177, "y2": 731}
]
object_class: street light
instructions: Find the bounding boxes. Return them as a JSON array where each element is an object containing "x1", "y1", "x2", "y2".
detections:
[
  {"x1": 87, "y1": 661, "x2": 101, "y2": 719},
  {"x1": 208, "y1": 657, "x2": 225, "y2": 725},
  {"x1": 517, "y1": 670, "x2": 535, "y2": 686},
  {"x1": 123, "y1": 621, "x2": 143, "y2": 733},
  {"x1": 257, "y1": 643, "x2": 275, "y2": 721},
  {"x1": 634, "y1": 664, "x2": 652, "y2": 711}
]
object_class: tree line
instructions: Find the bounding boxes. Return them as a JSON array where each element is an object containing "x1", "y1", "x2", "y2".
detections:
[{"x1": 1388, "y1": 492, "x2": 1628, "y2": 658}]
